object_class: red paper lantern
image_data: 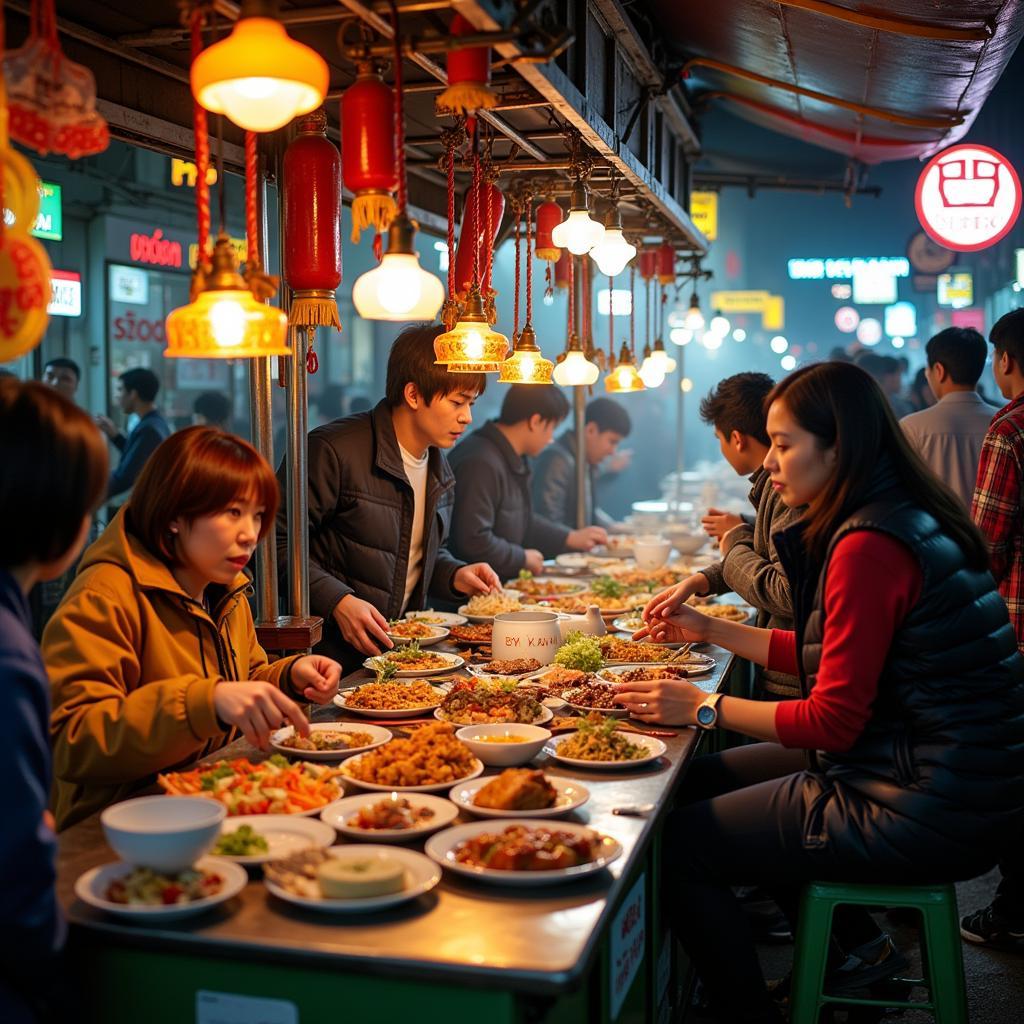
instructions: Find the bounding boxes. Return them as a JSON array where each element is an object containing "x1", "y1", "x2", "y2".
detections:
[
  {"x1": 341, "y1": 61, "x2": 398, "y2": 244},
  {"x1": 656, "y1": 242, "x2": 676, "y2": 285},
  {"x1": 284, "y1": 109, "x2": 342, "y2": 330},
  {"x1": 535, "y1": 201, "x2": 563, "y2": 262},
  {"x1": 436, "y1": 14, "x2": 497, "y2": 116},
  {"x1": 554, "y1": 248, "x2": 571, "y2": 289},
  {"x1": 638, "y1": 247, "x2": 657, "y2": 281},
  {"x1": 0, "y1": 235, "x2": 51, "y2": 361},
  {"x1": 453, "y1": 178, "x2": 505, "y2": 298}
]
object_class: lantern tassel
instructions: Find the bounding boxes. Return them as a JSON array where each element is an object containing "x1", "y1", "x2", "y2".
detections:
[
  {"x1": 350, "y1": 191, "x2": 397, "y2": 244},
  {"x1": 435, "y1": 81, "x2": 498, "y2": 117},
  {"x1": 289, "y1": 289, "x2": 341, "y2": 330}
]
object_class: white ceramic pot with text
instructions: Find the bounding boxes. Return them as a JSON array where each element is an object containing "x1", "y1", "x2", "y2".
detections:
[{"x1": 492, "y1": 610, "x2": 563, "y2": 665}]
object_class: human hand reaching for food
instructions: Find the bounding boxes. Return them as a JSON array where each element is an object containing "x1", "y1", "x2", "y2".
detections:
[
  {"x1": 454, "y1": 562, "x2": 501, "y2": 595},
  {"x1": 643, "y1": 573, "x2": 709, "y2": 623},
  {"x1": 524, "y1": 548, "x2": 545, "y2": 574},
  {"x1": 334, "y1": 594, "x2": 393, "y2": 656},
  {"x1": 214, "y1": 681, "x2": 310, "y2": 750},
  {"x1": 567, "y1": 525, "x2": 608, "y2": 551},
  {"x1": 291, "y1": 655, "x2": 341, "y2": 703},
  {"x1": 701, "y1": 508, "x2": 744, "y2": 539},
  {"x1": 611, "y1": 676, "x2": 705, "y2": 725},
  {"x1": 634, "y1": 604, "x2": 712, "y2": 646}
]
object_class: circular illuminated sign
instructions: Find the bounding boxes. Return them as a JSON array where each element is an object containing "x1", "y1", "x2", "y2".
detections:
[
  {"x1": 915, "y1": 144, "x2": 1022, "y2": 252},
  {"x1": 857, "y1": 318, "x2": 882, "y2": 346},
  {"x1": 834, "y1": 306, "x2": 859, "y2": 333}
]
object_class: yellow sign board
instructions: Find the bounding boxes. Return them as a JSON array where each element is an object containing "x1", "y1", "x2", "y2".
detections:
[
  {"x1": 709, "y1": 290, "x2": 785, "y2": 330},
  {"x1": 188, "y1": 236, "x2": 247, "y2": 270},
  {"x1": 171, "y1": 157, "x2": 218, "y2": 188},
  {"x1": 690, "y1": 191, "x2": 718, "y2": 241}
]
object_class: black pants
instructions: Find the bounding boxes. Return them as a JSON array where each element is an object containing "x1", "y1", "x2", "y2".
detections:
[
  {"x1": 993, "y1": 821, "x2": 1024, "y2": 915},
  {"x1": 663, "y1": 743, "x2": 979, "y2": 1023}
]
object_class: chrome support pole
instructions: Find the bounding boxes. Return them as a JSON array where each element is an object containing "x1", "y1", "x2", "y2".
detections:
[{"x1": 248, "y1": 146, "x2": 278, "y2": 622}]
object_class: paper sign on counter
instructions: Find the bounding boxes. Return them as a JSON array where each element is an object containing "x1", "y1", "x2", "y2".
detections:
[{"x1": 196, "y1": 990, "x2": 298, "y2": 1024}]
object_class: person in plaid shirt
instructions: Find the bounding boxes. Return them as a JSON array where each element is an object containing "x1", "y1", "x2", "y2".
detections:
[{"x1": 962, "y1": 307, "x2": 1024, "y2": 948}]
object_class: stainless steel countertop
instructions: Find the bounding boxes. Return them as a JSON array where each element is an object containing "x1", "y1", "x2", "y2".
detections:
[{"x1": 56, "y1": 647, "x2": 732, "y2": 994}]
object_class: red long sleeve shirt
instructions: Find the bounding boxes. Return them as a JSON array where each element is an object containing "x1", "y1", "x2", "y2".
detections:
[{"x1": 770, "y1": 530, "x2": 922, "y2": 751}]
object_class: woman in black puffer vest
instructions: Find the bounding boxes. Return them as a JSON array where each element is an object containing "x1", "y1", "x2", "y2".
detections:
[{"x1": 625, "y1": 362, "x2": 1024, "y2": 1024}]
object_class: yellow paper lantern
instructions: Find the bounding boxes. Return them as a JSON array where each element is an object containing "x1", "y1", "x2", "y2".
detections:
[{"x1": 0, "y1": 234, "x2": 51, "y2": 361}]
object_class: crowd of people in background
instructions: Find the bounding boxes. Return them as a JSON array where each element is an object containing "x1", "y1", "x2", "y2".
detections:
[{"x1": 7, "y1": 313, "x2": 1024, "y2": 1022}]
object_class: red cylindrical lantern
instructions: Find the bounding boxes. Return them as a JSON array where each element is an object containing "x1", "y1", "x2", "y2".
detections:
[
  {"x1": 435, "y1": 14, "x2": 497, "y2": 116},
  {"x1": 535, "y1": 200, "x2": 563, "y2": 262},
  {"x1": 656, "y1": 242, "x2": 676, "y2": 285},
  {"x1": 341, "y1": 61, "x2": 398, "y2": 244},
  {"x1": 283, "y1": 110, "x2": 342, "y2": 329},
  {"x1": 554, "y1": 248, "x2": 570, "y2": 289},
  {"x1": 638, "y1": 247, "x2": 657, "y2": 281},
  {"x1": 453, "y1": 178, "x2": 505, "y2": 298}
]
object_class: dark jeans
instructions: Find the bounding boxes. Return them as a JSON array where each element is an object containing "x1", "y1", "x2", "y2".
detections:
[
  {"x1": 994, "y1": 822, "x2": 1024, "y2": 916},
  {"x1": 663, "y1": 743, "x2": 969, "y2": 1023}
]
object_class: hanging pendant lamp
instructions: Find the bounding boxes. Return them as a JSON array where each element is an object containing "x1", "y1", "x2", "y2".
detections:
[
  {"x1": 434, "y1": 282, "x2": 508, "y2": 371},
  {"x1": 166, "y1": 234, "x2": 289, "y2": 358},
  {"x1": 551, "y1": 182, "x2": 604, "y2": 256},
  {"x1": 589, "y1": 204, "x2": 636, "y2": 278},
  {"x1": 352, "y1": 4, "x2": 444, "y2": 322},
  {"x1": 683, "y1": 290, "x2": 705, "y2": 331},
  {"x1": 605, "y1": 341, "x2": 645, "y2": 392},
  {"x1": 191, "y1": 0, "x2": 328, "y2": 133}
]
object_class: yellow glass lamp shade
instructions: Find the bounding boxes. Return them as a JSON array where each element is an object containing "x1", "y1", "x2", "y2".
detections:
[
  {"x1": 551, "y1": 183, "x2": 604, "y2": 256},
  {"x1": 191, "y1": 15, "x2": 328, "y2": 133},
  {"x1": 352, "y1": 213, "x2": 445, "y2": 321},
  {"x1": 604, "y1": 343, "x2": 646, "y2": 393},
  {"x1": 498, "y1": 324, "x2": 554, "y2": 384},
  {"x1": 434, "y1": 287, "x2": 508, "y2": 372},
  {"x1": 553, "y1": 348, "x2": 600, "y2": 387},
  {"x1": 165, "y1": 236, "x2": 289, "y2": 358}
]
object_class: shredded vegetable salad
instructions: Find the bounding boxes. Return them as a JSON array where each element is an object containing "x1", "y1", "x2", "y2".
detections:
[{"x1": 158, "y1": 755, "x2": 343, "y2": 815}]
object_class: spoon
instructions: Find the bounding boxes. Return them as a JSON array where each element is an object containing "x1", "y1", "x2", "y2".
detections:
[{"x1": 612, "y1": 804, "x2": 656, "y2": 816}]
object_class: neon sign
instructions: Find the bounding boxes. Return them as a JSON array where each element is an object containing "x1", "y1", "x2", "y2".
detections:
[
  {"x1": 787, "y1": 257, "x2": 909, "y2": 281},
  {"x1": 129, "y1": 229, "x2": 182, "y2": 268}
]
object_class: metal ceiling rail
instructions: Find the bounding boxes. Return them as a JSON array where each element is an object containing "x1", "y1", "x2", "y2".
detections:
[
  {"x1": 774, "y1": 0, "x2": 994, "y2": 41},
  {"x1": 683, "y1": 57, "x2": 965, "y2": 129},
  {"x1": 334, "y1": 0, "x2": 548, "y2": 161}
]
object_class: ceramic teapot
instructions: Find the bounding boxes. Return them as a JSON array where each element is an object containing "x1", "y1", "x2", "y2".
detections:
[{"x1": 556, "y1": 605, "x2": 606, "y2": 641}]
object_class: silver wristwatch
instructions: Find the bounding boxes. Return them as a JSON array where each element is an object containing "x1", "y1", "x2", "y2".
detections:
[{"x1": 695, "y1": 692, "x2": 723, "y2": 730}]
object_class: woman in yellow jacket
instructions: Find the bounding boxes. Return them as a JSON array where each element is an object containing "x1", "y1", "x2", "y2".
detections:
[{"x1": 44, "y1": 427, "x2": 341, "y2": 830}]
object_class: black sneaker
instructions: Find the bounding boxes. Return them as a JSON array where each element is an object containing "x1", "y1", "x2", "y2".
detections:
[
  {"x1": 826, "y1": 933, "x2": 910, "y2": 996},
  {"x1": 960, "y1": 902, "x2": 1024, "y2": 946}
]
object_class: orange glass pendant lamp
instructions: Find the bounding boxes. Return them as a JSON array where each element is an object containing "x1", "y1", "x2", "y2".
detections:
[
  {"x1": 434, "y1": 283, "x2": 508, "y2": 371},
  {"x1": 166, "y1": 235, "x2": 289, "y2": 358},
  {"x1": 191, "y1": 0, "x2": 328, "y2": 133}
]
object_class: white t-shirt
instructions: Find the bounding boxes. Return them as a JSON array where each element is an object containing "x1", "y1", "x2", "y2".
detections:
[{"x1": 399, "y1": 442, "x2": 429, "y2": 613}]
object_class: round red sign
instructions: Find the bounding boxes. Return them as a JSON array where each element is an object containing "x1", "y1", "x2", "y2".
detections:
[{"x1": 915, "y1": 144, "x2": 1022, "y2": 253}]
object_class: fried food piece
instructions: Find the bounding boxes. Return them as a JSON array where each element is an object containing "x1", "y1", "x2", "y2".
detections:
[
  {"x1": 473, "y1": 768, "x2": 558, "y2": 811},
  {"x1": 479, "y1": 657, "x2": 541, "y2": 675}
]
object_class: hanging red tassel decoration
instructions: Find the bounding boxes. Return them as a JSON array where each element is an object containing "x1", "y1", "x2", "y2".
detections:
[
  {"x1": 638, "y1": 247, "x2": 657, "y2": 282},
  {"x1": 283, "y1": 108, "x2": 342, "y2": 330},
  {"x1": 452, "y1": 177, "x2": 505, "y2": 300},
  {"x1": 553, "y1": 248, "x2": 571, "y2": 290},
  {"x1": 535, "y1": 200, "x2": 563, "y2": 262},
  {"x1": 341, "y1": 61, "x2": 398, "y2": 244},
  {"x1": 436, "y1": 14, "x2": 498, "y2": 116},
  {"x1": 656, "y1": 242, "x2": 676, "y2": 285}
]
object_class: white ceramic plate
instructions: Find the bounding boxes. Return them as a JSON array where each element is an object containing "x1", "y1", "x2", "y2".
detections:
[
  {"x1": 598, "y1": 655, "x2": 715, "y2": 677},
  {"x1": 333, "y1": 685, "x2": 447, "y2": 719},
  {"x1": 562, "y1": 699, "x2": 631, "y2": 720},
  {"x1": 404, "y1": 610, "x2": 468, "y2": 627},
  {"x1": 466, "y1": 662, "x2": 547, "y2": 680},
  {"x1": 213, "y1": 815, "x2": 335, "y2": 865},
  {"x1": 263, "y1": 846, "x2": 441, "y2": 913},
  {"x1": 425, "y1": 820, "x2": 621, "y2": 886},
  {"x1": 434, "y1": 704, "x2": 554, "y2": 727},
  {"x1": 270, "y1": 723, "x2": 393, "y2": 761},
  {"x1": 386, "y1": 624, "x2": 450, "y2": 647},
  {"x1": 544, "y1": 733, "x2": 668, "y2": 769},
  {"x1": 340, "y1": 753, "x2": 485, "y2": 793},
  {"x1": 319, "y1": 793, "x2": 459, "y2": 840},
  {"x1": 362, "y1": 652, "x2": 465, "y2": 677},
  {"x1": 74, "y1": 856, "x2": 247, "y2": 921},
  {"x1": 503, "y1": 577, "x2": 589, "y2": 598},
  {"x1": 449, "y1": 776, "x2": 590, "y2": 819},
  {"x1": 457, "y1": 592, "x2": 524, "y2": 623},
  {"x1": 554, "y1": 552, "x2": 624, "y2": 571}
]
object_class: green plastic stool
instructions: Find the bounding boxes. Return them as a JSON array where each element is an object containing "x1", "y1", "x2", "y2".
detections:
[{"x1": 789, "y1": 881, "x2": 968, "y2": 1023}]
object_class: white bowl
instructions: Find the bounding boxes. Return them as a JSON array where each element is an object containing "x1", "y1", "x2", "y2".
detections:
[
  {"x1": 632, "y1": 536, "x2": 672, "y2": 571},
  {"x1": 665, "y1": 529, "x2": 705, "y2": 555},
  {"x1": 101, "y1": 795, "x2": 226, "y2": 872},
  {"x1": 455, "y1": 724, "x2": 552, "y2": 766}
]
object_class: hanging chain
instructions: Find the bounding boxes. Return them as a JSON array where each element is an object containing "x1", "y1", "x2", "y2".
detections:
[
  {"x1": 244, "y1": 131, "x2": 260, "y2": 273},
  {"x1": 470, "y1": 121, "x2": 481, "y2": 290},
  {"x1": 388, "y1": 0, "x2": 407, "y2": 214},
  {"x1": 512, "y1": 202, "x2": 522, "y2": 339},
  {"x1": 440, "y1": 120, "x2": 464, "y2": 330},
  {"x1": 629, "y1": 265, "x2": 636, "y2": 357},
  {"x1": 524, "y1": 194, "x2": 533, "y2": 324},
  {"x1": 189, "y1": 6, "x2": 211, "y2": 272}
]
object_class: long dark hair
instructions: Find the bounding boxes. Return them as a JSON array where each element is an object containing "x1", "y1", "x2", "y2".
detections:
[{"x1": 767, "y1": 362, "x2": 988, "y2": 569}]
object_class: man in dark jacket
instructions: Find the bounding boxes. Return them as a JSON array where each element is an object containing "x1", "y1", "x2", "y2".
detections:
[
  {"x1": 449, "y1": 385, "x2": 607, "y2": 580},
  {"x1": 278, "y1": 325, "x2": 500, "y2": 669},
  {"x1": 531, "y1": 397, "x2": 631, "y2": 528},
  {"x1": 96, "y1": 367, "x2": 171, "y2": 499}
]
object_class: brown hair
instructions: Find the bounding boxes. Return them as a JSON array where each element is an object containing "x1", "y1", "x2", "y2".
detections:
[
  {"x1": 0, "y1": 379, "x2": 108, "y2": 567},
  {"x1": 767, "y1": 362, "x2": 988, "y2": 568},
  {"x1": 385, "y1": 324, "x2": 486, "y2": 408},
  {"x1": 127, "y1": 426, "x2": 279, "y2": 563}
]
